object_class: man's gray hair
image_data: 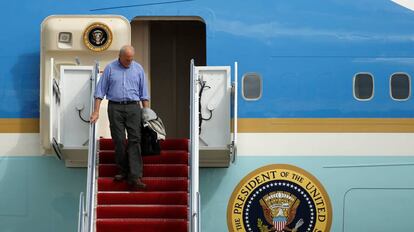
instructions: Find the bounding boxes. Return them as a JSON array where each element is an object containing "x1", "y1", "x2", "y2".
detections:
[{"x1": 119, "y1": 45, "x2": 135, "y2": 56}]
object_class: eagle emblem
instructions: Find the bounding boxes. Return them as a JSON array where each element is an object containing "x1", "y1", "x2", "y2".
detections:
[
  {"x1": 83, "y1": 22, "x2": 113, "y2": 52},
  {"x1": 258, "y1": 191, "x2": 304, "y2": 232},
  {"x1": 227, "y1": 165, "x2": 332, "y2": 232}
]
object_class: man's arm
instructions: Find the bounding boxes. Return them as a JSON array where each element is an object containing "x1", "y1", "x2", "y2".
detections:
[
  {"x1": 90, "y1": 98, "x2": 102, "y2": 123},
  {"x1": 139, "y1": 69, "x2": 150, "y2": 106},
  {"x1": 90, "y1": 66, "x2": 110, "y2": 123}
]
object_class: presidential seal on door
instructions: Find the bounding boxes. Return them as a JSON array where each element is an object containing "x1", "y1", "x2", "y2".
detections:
[{"x1": 83, "y1": 22, "x2": 112, "y2": 52}]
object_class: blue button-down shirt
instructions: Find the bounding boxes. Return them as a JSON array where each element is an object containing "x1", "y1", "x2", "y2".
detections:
[{"x1": 94, "y1": 59, "x2": 149, "y2": 102}]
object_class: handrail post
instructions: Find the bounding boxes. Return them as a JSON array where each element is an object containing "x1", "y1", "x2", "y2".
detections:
[
  {"x1": 77, "y1": 192, "x2": 85, "y2": 232},
  {"x1": 84, "y1": 61, "x2": 99, "y2": 232},
  {"x1": 231, "y1": 61, "x2": 238, "y2": 163},
  {"x1": 189, "y1": 59, "x2": 200, "y2": 232}
]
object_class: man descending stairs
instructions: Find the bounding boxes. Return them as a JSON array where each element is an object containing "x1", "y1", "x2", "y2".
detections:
[{"x1": 96, "y1": 138, "x2": 189, "y2": 232}]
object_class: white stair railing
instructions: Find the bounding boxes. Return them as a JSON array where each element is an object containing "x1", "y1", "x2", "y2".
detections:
[
  {"x1": 231, "y1": 61, "x2": 238, "y2": 163},
  {"x1": 189, "y1": 59, "x2": 200, "y2": 232},
  {"x1": 78, "y1": 61, "x2": 99, "y2": 232},
  {"x1": 77, "y1": 192, "x2": 85, "y2": 232}
]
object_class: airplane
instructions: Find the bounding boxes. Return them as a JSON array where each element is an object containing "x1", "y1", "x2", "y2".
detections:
[{"x1": 1, "y1": 0, "x2": 414, "y2": 231}]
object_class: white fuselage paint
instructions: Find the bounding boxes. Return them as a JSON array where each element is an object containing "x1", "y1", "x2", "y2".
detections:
[
  {"x1": 237, "y1": 133, "x2": 414, "y2": 156},
  {"x1": 0, "y1": 134, "x2": 41, "y2": 156},
  {"x1": 1, "y1": 133, "x2": 414, "y2": 156}
]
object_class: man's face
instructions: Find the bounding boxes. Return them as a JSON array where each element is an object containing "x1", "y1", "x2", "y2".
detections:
[{"x1": 119, "y1": 49, "x2": 134, "y2": 68}]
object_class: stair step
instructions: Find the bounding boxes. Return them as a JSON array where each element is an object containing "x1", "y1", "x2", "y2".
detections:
[
  {"x1": 97, "y1": 205, "x2": 188, "y2": 219},
  {"x1": 98, "y1": 177, "x2": 188, "y2": 192},
  {"x1": 96, "y1": 218, "x2": 188, "y2": 232},
  {"x1": 97, "y1": 191, "x2": 188, "y2": 205},
  {"x1": 100, "y1": 138, "x2": 189, "y2": 151},
  {"x1": 99, "y1": 164, "x2": 189, "y2": 178},
  {"x1": 96, "y1": 138, "x2": 190, "y2": 232},
  {"x1": 99, "y1": 150, "x2": 189, "y2": 165}
]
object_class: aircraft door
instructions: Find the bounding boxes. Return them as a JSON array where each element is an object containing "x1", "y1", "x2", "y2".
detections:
[
  {"x1": 59, "y1": 65, "x2": 94, "y2": 150},
  {"x1": 41, "y1": 15, "x2": 131, "y2": 166},
  {"x1": 49, "y1": 64, "x2": 95, "y2": 162},
  {"x1": 192, "y1": 62, "x2": 238, "y2": 167}
]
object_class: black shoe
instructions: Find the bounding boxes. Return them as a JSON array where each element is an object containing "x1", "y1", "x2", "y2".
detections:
[
  {"x1": 127, "y1": 178, "x2": 146, "y2": 190},
  {"x1": 113, "y1": 173, "x2": 127, "y2": 182}
]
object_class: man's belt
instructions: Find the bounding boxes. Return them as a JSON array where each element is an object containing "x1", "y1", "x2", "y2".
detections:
[{"x1": 109, "y1": 100, "x2": 139, "y2": 105}]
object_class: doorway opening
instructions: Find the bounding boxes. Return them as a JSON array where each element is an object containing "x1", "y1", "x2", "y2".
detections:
[{"x1": 131, "y1": 17, "x2": 206, "y2": 138}]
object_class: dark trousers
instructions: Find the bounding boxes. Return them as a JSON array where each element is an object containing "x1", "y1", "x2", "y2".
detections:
[{"x1": 107, "y1": 102, "x2": 142, "y2": 179}]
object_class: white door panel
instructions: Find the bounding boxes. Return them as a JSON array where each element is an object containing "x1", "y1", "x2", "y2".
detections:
[
  {"x1": 196, "y1": 67, "x2": 231, "y2": 147},
  {"x1": 60, "y1": 66, "x2": 94, "y2": 149},
  {"x1": 193, "y1": 63, "x2": 238, "y2": 167}
]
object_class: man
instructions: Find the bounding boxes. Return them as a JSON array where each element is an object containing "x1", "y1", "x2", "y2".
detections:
[{"x1": 90, "y1": 45, "x2": 149, "y2": 189}]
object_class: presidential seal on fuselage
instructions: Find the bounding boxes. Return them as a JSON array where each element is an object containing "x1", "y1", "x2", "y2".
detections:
[{"x1": 227, "y1": 164, "x2": 332, "y2": 232}]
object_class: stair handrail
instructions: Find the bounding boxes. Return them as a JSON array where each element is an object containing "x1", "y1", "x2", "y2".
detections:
[
  {"x1": 77, "y1": 192, "x2": 85, "y2": 232},
  {"x1": 231, "y1": 61, "x2": 238, "y2": 163},
  {"x1": 83, "y1": 61, "x2": 99, "y2": 232},
  {"x1": 189, "y1": 59, "x2": 200, "y2": 232}
]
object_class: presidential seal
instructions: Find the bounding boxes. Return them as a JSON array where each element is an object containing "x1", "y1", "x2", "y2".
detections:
[
  {"x1": 227, "y1": 164, "x2": 332, "y2": 232},
  {"x1": 83, "y1": 22, "x2": 112, "y2": 52}
]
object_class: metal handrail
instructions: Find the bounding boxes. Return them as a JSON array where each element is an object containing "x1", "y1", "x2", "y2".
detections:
[
  {"x1": 189, "y1": 59, "x2": 200, "y2": 232},
  {"x1": 77, "y1": 192, "x2": 85, "y2": 232},
  {"x1": 231, "y1": 62, "x2": 238, "y2": 163},
  {"x1": 83, "y1": 61, "x2": 99, "y2": 232}
]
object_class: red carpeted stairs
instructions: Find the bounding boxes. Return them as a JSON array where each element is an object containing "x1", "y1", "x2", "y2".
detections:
[{"x1": 96, "y1": 138, "x2": 189, "y2": 232}]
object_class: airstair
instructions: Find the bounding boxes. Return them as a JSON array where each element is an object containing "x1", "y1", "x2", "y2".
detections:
[{"x1": 77, "y1": 61, "x2": 200, "y2": 232}]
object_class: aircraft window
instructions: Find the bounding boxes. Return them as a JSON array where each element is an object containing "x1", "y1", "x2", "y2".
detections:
[
  {"x1": 242, "y1": 73, "x2": 262, "y2": 100},
  {"x1": 353, "y1": 73, "x2": 374, "y2": 100},
  {"x1": 390, "y1": 73, "x2": 410, "y2": 100}
]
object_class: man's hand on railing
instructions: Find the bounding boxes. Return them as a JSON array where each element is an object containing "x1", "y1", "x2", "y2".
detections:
[
  {"x1": 90, "y1": 98, "x2": 102, "y2": 124},
  {"x1": 90, "y1": 111, "x2": 99, "y2": 123}
]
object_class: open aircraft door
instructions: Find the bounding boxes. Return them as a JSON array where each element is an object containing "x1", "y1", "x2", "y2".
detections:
[
  {"x1": 192, "y1": 61, "x2": 238, "y2": 167},
  {"x1": 41, "y1": 15, "x2": 131, "y2": 166},
  {"x1": 48, "y1": 55, "x2": 96, "y2": 165}
]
